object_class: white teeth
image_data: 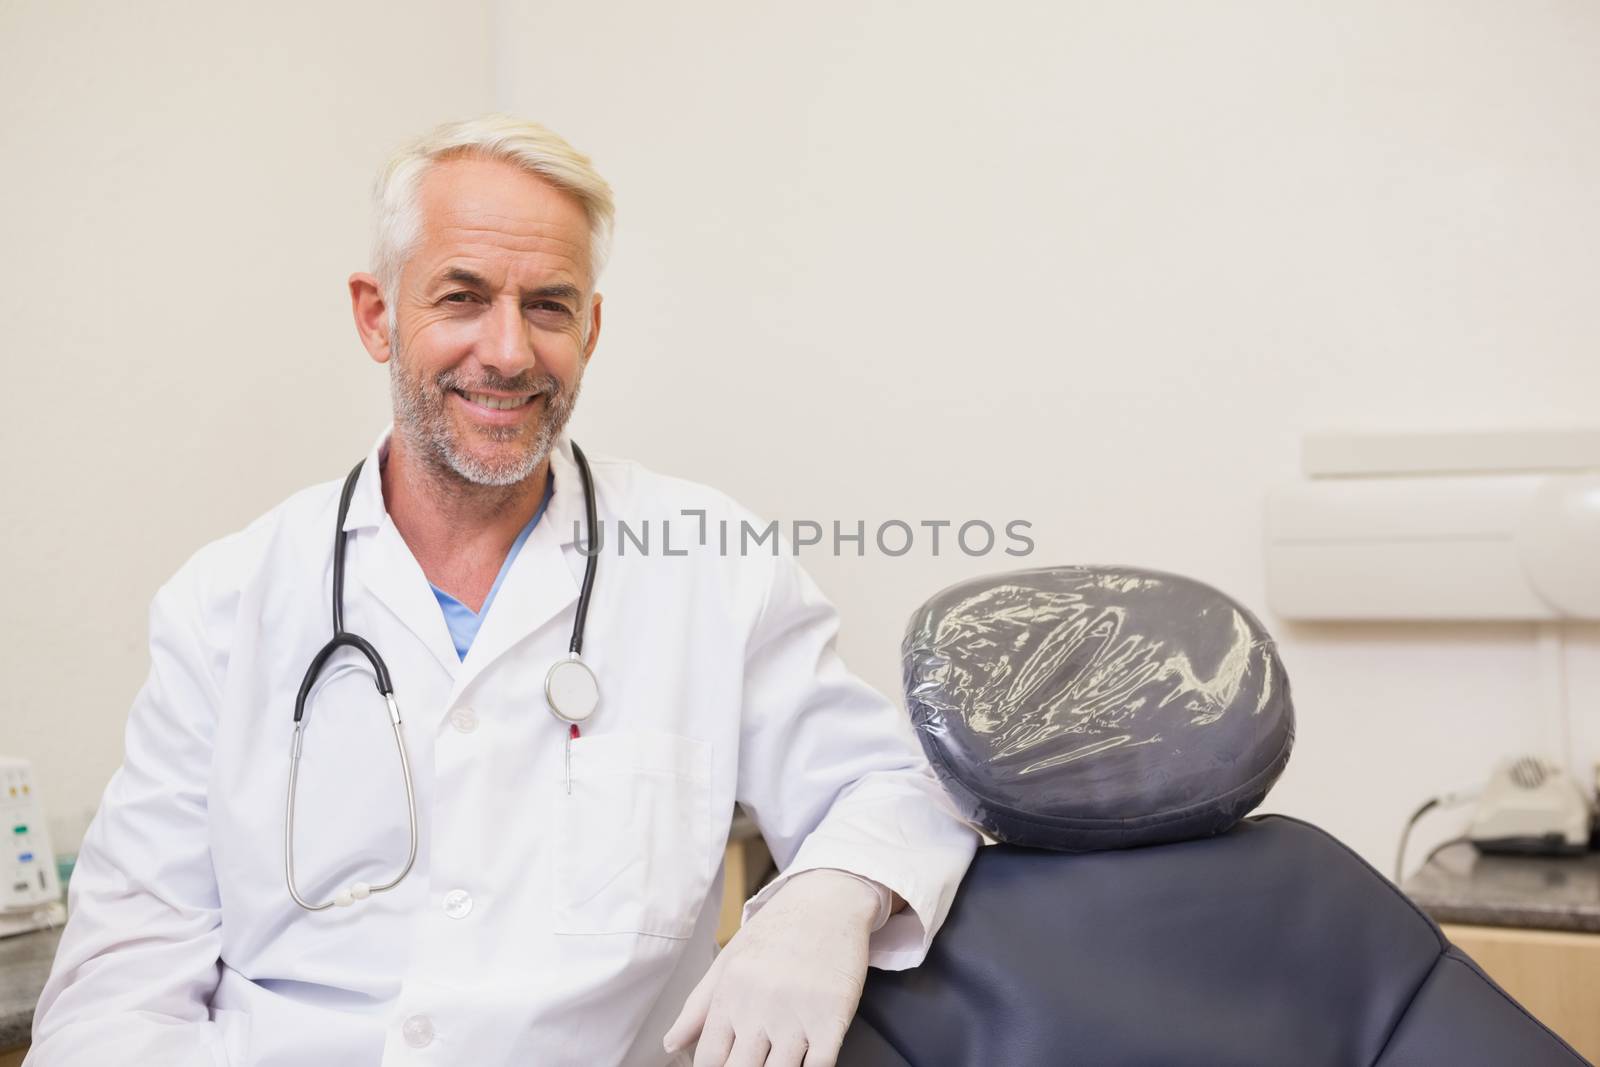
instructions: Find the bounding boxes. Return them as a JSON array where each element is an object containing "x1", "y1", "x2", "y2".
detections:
[{"x1": 462, "y1": 391, "x2": 533, "y2": 411}]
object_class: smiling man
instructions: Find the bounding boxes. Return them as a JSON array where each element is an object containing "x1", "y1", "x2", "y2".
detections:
[{"x1": 27, "y1": 116, "x2": 978, "y2": 1067}]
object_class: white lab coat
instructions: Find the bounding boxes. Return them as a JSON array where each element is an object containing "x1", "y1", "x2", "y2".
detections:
[{"x1": 27, "y1": 429, "x2": 978, "y2": 1067}]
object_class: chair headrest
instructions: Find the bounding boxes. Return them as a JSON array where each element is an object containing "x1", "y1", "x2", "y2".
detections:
[{"x1": 903, "y1": 566, "x2": 1294, "y2": 851}]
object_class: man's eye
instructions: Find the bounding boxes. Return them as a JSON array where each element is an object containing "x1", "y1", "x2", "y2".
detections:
[
  {"x1": 443, "y1": 292, "x2": 478, "y2": 304},
  {"x1": 526, "y1": 301, "x2": 570, "y2": 315}
]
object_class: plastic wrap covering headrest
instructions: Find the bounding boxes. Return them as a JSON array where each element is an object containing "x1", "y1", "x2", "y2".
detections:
[{"x1": 903, "y1": 566, "x2": 1293, "y2": 851}]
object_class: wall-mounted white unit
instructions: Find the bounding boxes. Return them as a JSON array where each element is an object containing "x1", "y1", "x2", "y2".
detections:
[{"x1": 1265, "y1": 431, "x2": 1600, "y2": 621}]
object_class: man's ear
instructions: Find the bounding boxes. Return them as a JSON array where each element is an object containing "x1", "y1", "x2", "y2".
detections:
[
  {"x1": 583, "y1": 292, "x2": 603, "y2": 362},
  {"x1": 349, "y1": 273, "x2": 393, "y2": 364}
]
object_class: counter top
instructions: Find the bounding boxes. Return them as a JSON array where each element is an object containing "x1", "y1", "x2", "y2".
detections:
[
  {"x1": 1404, "y1": 842, "x2": 1600, "y2": 934},
  {"x1": 0, "y1": 926, "x2": 60, "y2": 1050}
]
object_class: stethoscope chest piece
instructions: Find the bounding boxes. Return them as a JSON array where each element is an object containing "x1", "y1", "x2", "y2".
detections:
[{"x1": 546, "y1": 654, "x2": 600, "y2": 724}]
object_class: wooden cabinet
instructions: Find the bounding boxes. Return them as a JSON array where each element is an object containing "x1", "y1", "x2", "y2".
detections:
[{"x1": 1442, "y1": 922, "x2": 1600, "y2": 1062}]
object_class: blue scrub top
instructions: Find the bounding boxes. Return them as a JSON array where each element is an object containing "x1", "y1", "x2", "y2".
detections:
[{"x1": 430, "y1": 476, "x2": 555, "y2": 660}]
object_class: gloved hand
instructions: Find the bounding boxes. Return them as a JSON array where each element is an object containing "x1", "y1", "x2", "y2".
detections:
[{"x1": 663, "y1": 868, "x2": 883, "y2": 1066}]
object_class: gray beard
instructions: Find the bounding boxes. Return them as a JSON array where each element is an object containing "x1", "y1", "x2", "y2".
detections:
[{"x1": 388, "y1": 333, "x2": 582, "y2": 488}]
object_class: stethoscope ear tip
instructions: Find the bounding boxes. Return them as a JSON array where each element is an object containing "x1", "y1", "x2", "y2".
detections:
[{"x1": 331, "y1": 882, "x2": 372, "y2": 908}]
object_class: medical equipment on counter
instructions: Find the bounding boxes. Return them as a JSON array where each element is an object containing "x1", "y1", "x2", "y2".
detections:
[
  {"x1": 1395, "y1": 756, "x2": 1598, "y2": 881},
  {"x1": 1468, "y1": 756, "x2": 1594, "y2": 856},
  {"x1": 286, "y1": 442, "x2": 601, "y2": 912},
  {"x1": 0, "y1": 757, "x2": 64, "y2": 937}
]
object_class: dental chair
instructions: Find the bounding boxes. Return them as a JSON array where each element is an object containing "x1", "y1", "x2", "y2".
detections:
[{"x1": 838, "y1": 567, "x2": 1587, "y2": 1067}]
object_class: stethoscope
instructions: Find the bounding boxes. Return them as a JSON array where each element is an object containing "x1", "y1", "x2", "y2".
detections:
[{"x1": 285, "y1": 443, "x2": 601, "y2": 912}]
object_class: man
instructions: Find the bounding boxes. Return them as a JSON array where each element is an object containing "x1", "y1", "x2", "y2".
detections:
[{"x1": 28, "y1": 115, "x2": 977, "y2": 1067}]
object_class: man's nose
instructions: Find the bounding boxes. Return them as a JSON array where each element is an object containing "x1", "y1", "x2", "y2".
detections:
[{"x1": 478, "y1": 297, "x2": 538, "y2": 376}]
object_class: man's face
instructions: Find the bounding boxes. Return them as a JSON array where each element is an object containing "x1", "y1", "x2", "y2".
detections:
[{"x1": 384, "y1": 156, "x2": 601, "y2": 487}]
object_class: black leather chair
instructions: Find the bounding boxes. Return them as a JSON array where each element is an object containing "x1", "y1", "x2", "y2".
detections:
[{"x1": 839, "y1": 566, "x2": 1587, "y2": 1067}]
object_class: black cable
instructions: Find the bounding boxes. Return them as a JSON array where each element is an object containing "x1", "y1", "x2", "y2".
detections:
[
  {"x1": 1395, "y1": 791, "x2": 1484, "y2": 883},
  {"x1": 1394, "y1": 797, "x2": 1439, "y2": 884}
]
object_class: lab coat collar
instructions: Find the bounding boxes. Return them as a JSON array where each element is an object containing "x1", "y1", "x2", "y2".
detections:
[
  {"x1": 338, "y1": 423, "x2": 592, "y2": 712},
  {"x1": 338, "y1": 424, "x2": 391, "y2": 534}
]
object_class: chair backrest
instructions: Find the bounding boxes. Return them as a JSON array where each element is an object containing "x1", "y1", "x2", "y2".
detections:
[
  {"x1": 839, "y1": 566, "x2": 1586, "y2": 1066},
  {"x1": 842, "y1": 814, "x2": 1585, "y2": 1066}
]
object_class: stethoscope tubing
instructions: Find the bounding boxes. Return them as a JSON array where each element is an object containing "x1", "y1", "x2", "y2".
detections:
[{"x1": 285, "y1": 695, "x2": 417, "y2": 911}]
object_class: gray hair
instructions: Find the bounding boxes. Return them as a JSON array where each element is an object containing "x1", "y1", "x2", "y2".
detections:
[{"x1": 370, "y1": 114, "x2": 615, "y2": 309}]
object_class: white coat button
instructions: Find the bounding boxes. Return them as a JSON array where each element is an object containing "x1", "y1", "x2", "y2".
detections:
[
  {"x1": 402, "y1": 1014, "x2": 434, "y2": 1048},
  {"x1": 450, "y1": 706, "x2": 479, "y2": 733},
  {"x1": 443, "y1": 889, "x2": 473, "y2": 919}
]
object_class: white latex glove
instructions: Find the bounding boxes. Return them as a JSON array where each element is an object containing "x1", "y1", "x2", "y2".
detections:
[{"x1": 663, "y1": 868, "x2": 881, "y2": 1067}]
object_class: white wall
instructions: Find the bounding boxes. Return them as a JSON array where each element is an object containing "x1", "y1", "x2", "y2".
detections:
[
  {"x1": 0, "y1": 1, "x2": 494, "y2": 847},
  {"x1": 3, "y1": 0, "x2": 1596, "y2": 878},
  {"x1": 494, "y1": 0, "x2": 1600, "y2": 873}
]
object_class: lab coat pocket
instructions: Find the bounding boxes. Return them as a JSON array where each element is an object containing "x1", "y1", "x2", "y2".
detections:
[{"x1": 553, "y1": 730, "x2": 713, "y2": 939}]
